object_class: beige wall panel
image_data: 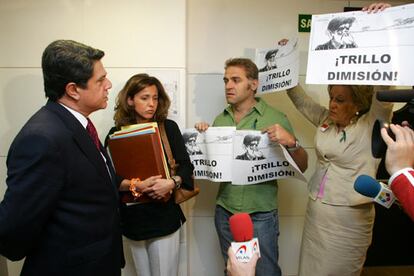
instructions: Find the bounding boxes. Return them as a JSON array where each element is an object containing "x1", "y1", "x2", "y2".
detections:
[
  {"x1": 0, "y1": 0, "x2": 84, "y2": 67},
  {"x1": 277, "y1": 149, "x2": 317, "y2": 216},
  {"x1": 279, "y1": 216, "x2": 305, "y2": 276},
  {"x1": 189, "y1": 180, "x2": 220, "y2": 217},
  {"x1": 0, "y1": 69, "x2": 45, "y2": 156},
  {"x1": 82, "y1": 0, "x2": 186, "y2": 68},
  {"x1": 188, "y1": 216, "x2": 224, "y2": 276},
  {"x1": 0, "y1": 0, "x2": 185, "y2": 68},
  {"x1": 186, "y1": 73, "x2": 227, "y2": 126}
]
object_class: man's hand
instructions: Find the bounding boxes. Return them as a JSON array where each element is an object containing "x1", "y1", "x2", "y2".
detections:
[
  {"x1": 381, "y1": 123, "x2": 414, "y2": 175},
  {"x1": 226, "y1": 247, "x2": 259, "y2": 276},
  {"x1": 194, "y1": 122, "x2": 210, "y2": 132},
  {"x1": 263, "y1": 124, "x2": 296, "y2": 147},
  {"x1": 278, "y1": 39, "x2": 288, "y2": 46},
  {"x1": 362, "y1": 2, "x2": 391, "y2": 13}
]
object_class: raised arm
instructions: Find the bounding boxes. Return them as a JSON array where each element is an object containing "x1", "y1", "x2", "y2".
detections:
[{"x1": 287, "y1": 85, "x2": 329, "y2": 127}]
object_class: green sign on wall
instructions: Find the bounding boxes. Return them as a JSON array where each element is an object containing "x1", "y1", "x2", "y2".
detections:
[{"x1": 298, "y1": 14, "x2": 312, "y2": 33}]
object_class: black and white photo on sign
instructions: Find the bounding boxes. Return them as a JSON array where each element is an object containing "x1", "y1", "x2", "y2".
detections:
[
  {"x1": 232, "y1": 130, "x2": 306, "y2": 185},
  {"x1": 182, "y1": 131, "x2": 203, "y2": 156},
  {"x1": 235, "y1": 134, "x2": 266, "y2": 161},
  {"x1": 182, "y1": 127, "x2": 234, "y2": 182},
  {"x1": 255, "y1": 37, "x2": 299, "y2": 94},
  {"x1": 307, "y1": 3, "x2": 414, "y2": 85},
  {"x1": 315, "y1": 16, "x2": 358, "y2": 50}
]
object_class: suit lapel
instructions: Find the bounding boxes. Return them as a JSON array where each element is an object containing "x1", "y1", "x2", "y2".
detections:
[{"x1": 45, "y1": 102, "x2": 115, "y2": 189}]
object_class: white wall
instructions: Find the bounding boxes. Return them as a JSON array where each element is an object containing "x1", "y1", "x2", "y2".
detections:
[{"x1": 0, "y1": 0, "x2": 411, "y2": 275}]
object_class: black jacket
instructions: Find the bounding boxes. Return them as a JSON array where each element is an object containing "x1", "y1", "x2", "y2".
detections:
[{"x1": 0, "y1": 101, "x2": 123, "y2": 275}]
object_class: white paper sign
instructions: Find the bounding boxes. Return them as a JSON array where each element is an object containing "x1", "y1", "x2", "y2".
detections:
[
  {"x1": 306, "y1": 4, "x2": 414, "y2": 85},
  {"x1": 231, "y1": 130, "x2": 306, "y2": 184},
  {"x1": 255, "y1": 38, "x2": 299, "y2": 93},
  {"x1": 183, "y1": 128, "x2": 306, "y2": 184},
  {"x1": 182, "y1": 127, "x2": 235, "y2": 182}
]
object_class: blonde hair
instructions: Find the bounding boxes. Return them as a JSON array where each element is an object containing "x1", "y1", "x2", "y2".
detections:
[{"x1": 328, "y1": 85, "x2": 374, "y2": 116}]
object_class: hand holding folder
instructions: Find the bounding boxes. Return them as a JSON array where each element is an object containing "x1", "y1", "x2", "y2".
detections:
[{"x1": 108, "y1": 123, "x2": 171, "y2": 203}]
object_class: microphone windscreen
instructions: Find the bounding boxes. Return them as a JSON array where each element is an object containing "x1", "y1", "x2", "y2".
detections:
[
  {"x1": 229, "y1": 213, "x2": 254, "y2": 242},
  {"x1": 377, "y1": 89, "x2": 414, "y2": 102},
  {"x1": 354, "y1": 175, "x2": 381, "y2": 198},
  {"x1": 371, "y1": 120, "x2": 387, "y2": 158}
]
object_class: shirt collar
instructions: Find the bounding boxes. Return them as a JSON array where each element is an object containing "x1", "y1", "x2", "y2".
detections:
[
  {"x1": 59, "y1": 103, "x2": 88, "y2": 128},
  {"x1": 224, "y1": 97, "x2": 265, "y2": 116}
]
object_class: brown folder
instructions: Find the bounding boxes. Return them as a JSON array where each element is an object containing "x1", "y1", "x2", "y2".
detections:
[{"x1": 108, "y1": 123, "x2": 170, "y2": 203}]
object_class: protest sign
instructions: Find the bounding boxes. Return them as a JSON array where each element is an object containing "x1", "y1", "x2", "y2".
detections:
[
  {"x1": 307, "y1": 4, "x2": 414, "y2": 85},
  {"x1": 231, "y1": 130, "x2": 305, "y2": 185},
  {"x1": 255, "y1": 38, "x2": 299, "y2": 93},
  {"x1": 183, "y1": 128, "x2": 306, "y2": 184},
  {"x1": 182, "y1": 127, "x2": 235, "y2": 182}
]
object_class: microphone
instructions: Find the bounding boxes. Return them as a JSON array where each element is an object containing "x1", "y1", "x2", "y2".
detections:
[
  {"x1": 371, "y1": 120, "x2": 395, "y2": 158},
  {"x1": 377, "y1": 89, "x2": 414, "y2": 103},
  {"x1": 229, "y1": 213, "x2": 260, "y2": 263},
  {"x1": 354, "y1": 175, "x2": 395, "y2": 208}
]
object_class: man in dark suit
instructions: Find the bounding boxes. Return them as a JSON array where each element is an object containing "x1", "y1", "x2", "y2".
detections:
[{"x1": 0, "y1": 40, "x2": 123, "y2": 275}]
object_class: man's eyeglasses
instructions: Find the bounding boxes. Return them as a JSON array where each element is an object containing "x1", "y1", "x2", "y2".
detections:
[
  {"x1": 247, "y1": 142, "x2": 259, "y2": 148},
  {"x1": 336, "y1": 26, "x2": 350, "y2": 35}
]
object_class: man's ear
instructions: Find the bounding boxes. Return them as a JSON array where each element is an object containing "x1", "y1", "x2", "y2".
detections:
[
  {"x1": 65, "y1": 82, "x2": 81, "y2": 101},
  {"x1": 250, "y1": 79, "x2": 259, "y2": 92}
]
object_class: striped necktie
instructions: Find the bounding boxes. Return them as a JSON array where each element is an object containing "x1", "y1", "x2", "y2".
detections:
[{"x1": 86, "y1": 118, "x2": 100, "y2": 150}]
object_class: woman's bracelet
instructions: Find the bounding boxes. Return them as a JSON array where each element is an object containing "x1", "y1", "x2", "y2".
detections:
[{"x1": 129, "y1": 178, "x2": 142, "y2": 198}]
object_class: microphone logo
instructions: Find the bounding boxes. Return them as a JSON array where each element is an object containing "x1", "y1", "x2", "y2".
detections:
[
  {"x1": 378, "y1": 190, "x2": 393, "y2": 204},
  {"x1": 229, "y1": 212, "x2": 261, "y2": 262},
  {"x1": 236, "y1": 245, "x2": 247, "y2": 255},
  {"x1": 253, "y1": 241, "x2": 259, "y2": 252}
]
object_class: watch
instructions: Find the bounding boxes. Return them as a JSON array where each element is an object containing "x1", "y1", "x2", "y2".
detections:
[
  {"x1": 287, "y1": 139, "x2": 301, "y2": 152},
  {"x1": 171, "y1": 176, "x2": 181, "y2": 190}
]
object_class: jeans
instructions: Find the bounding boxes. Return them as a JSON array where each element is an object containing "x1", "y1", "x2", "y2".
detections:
[{"x1": 215, "y1": 205, "x2": 281, "y2": 276}]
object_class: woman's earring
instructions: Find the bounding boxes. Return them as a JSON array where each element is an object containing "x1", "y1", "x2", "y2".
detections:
[{"x1": 355, "y1": 111, "x2": 359, "y2": 116}]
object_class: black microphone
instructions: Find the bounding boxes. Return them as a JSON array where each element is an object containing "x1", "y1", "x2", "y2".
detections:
[
  {"x1": 371, "y1": 120, "x2": 395, "y2": 158},
  {"x1": 354, "y1": 175, "x2": 395, "y2": 208},
  {"x1": 377, "y1": 89, "x2": 414, "y2": 102}
]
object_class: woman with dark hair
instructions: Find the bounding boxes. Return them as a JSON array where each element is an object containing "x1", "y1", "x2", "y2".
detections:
[{"x1": 106, "y1": 73, "x2": 194, "y2": 276}]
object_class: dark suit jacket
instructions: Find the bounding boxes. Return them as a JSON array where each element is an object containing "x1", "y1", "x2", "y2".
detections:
[{"x1": 0, "y1": 101, "x2": 123, "y2": 275}]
